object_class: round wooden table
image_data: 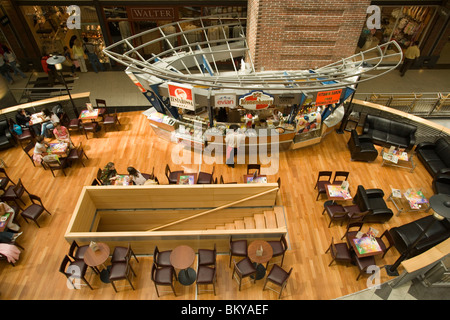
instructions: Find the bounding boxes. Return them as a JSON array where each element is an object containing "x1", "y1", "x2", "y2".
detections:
[
  {"x1": 170, "y1": 245, "x2": 196, "y2": 286},
  {"x1": 248, "y1": 240, "x2": 273, "y2": 280},
  {"x1": 84, "y1": 242, "x2": 110, "y2": 283}
]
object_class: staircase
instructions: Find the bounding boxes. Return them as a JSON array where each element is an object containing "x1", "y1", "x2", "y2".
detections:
[{"x1": 209, "y1": 207, "x2": 286, "y2": 231}]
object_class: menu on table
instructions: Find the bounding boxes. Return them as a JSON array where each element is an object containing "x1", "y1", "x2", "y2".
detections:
[
  {"x1": 404, "y1": 189, "x2": 428, "y2": 209},
  {"x1": 80, "y1": 109, "x2": 99, "y2": 118},
  {"x1": 353, "y1": 236, "x2": 381, "y2": 255},
  {"x1": 179, "y1": 175, "x2": 195, "y2": 185},
  {"x1": 247, "y1": 176, "x2": 267, "y2": 183},
  {"x1": 327, "y1": 184, "x2": 352, "y2": 199}
]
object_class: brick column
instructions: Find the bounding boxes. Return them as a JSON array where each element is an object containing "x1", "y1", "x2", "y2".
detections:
[{"x1": 246, "y1": 0, "x2": 371, "y2": 71}]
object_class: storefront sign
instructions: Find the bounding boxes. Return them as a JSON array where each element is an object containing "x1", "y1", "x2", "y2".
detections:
[
  {"x1": 214, "y1": 93, "x2": 236, "y2": 108},
  {"x1": 168, "y1": 82, "x2": 195, "y2": 111},
  {"x1": 239, "y1": 91, "x2": 274, "y2": 110},
  {"x1": 315, "y1": 89, "x2": 343, "y2": 106},
  {"x1": 129, "y1": 7, "x2": 175, "y2": 20}
]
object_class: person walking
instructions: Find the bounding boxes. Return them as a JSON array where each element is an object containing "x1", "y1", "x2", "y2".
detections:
[
  {"x1": 83, "y1": 37, "x2": 105, "y2": 73},
  {"x1": 2, "y1": 46, "x2": 26, "y2": 79},
  {"x1": 400, "y1": 41, "x2": 420, "y2": 77},
  {"x1": 0, "y1": 55, "x2": 13, "y2": 84},
  {"x1": 62, "y1": 46, "x2": 76, "y2": 77},
  {"x1": 72, "y1": 38, "x2": 87, "y2": 73}
]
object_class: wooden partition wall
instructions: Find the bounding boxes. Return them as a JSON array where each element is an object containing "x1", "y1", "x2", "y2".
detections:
[{"x1": 65, "y1": 183, "x2": 286, "y2": 254}]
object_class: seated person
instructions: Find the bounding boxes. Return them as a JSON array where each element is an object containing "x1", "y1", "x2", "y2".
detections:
[
  {"x1": 15, "y1": 108, "x2": 40, "y2": 135},
  {"x1": 100, "y1": 162, "x2": 117, "y2": 185},
  {"x1": 32, "y1": 135, "x2": 50, "y2": 164},
  {"x1": 40, "y1": 108, "x2": 59, "y2": 138},
  {"x1": 127, "y1": 166, "x2": 147, "y2": 185},
  {"x1": 0, "y1": 230, "x2": 22, "y2": 243},
  {"x1": 53, "y1": 122, "x2": 74, "y2": 149},
  {"x1": 0, "y1": 202, "x2": 20, "y2": 232}
]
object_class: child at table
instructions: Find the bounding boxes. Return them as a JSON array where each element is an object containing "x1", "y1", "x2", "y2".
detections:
[
  {"x1": 127, "y1": 166, "x2": 147, "y2": 185},
  {"x1": 52, "y1": 122, "x2": 74, "y2": 149},
  {"x1": 32, "y1": 135, "x2": 50, "y2": 164},
  {"x1": 100, "y1": 162, "x2": 118, "y2": 185}
]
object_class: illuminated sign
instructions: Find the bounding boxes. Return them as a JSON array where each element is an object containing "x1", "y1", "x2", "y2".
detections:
[
  {"x1": 168, "y1": 82, "x2": 195, "y2": 110},
  {"x1": 315, "y1": 89, "x2": 343, "y2": 106},
  {"x1": 129, "y1": 7, "x2": 175, "y2": 20},
  {"x1": 239, "y1": 91, "x2": 274, "y2": 110}
]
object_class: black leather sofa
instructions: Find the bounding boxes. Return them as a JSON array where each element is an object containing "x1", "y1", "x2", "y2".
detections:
[
  {"x1": 347, "y1": 130, "x2": 378, "y2": 162},
  {"x1": 352, "y1": 185, "x2": 394, "y2": 223},
  {"x1": 415, "y1": 137, "x2": 450, "y2": 177},
  {"x1": 0, "y1": 119, "x2": 15, "y2": 150},
  {"x1": 432, "y1": 173, "x2": 450, "y2": 195},
  {"x1": 360, "y1": 114, "x2": 417, "y2": 150},
  {"x1": 389, "y1": 215, "x2": 450, "y2": 258}
]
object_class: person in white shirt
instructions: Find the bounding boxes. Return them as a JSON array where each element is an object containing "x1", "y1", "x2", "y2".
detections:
[
  {"x1": 225, "y1": 127, "x2": 245, "y2": 167},
  {"x1": 127, "y1": 167, "x2": 147, "y2": 185},
  {"x1": 3, "y1": 46, "x2": 26, "y2": 79}
]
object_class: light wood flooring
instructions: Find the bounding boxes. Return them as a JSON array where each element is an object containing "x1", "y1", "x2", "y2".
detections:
[{"x1": 0, "y1": 111, "x2": 435, "y2": 300}]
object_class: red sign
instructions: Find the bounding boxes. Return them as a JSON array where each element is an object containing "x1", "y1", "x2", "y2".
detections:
[
  {"x1": 239, "y1": 91, "x2": 274, "y2": 110},
  {"x1": 168, "y1": 82, "x2": 195, "y2": 110},
  {"x1": 129, "y1": 7, "x2": 175, "y2": 20},
  {"x1": 315, "y1": 89, "x2": 343, "y2": 106}
]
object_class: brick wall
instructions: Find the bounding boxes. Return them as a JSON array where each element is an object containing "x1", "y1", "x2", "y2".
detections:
[{"x1": 247, "y1": 0, "x2": 371, "y2": 71}]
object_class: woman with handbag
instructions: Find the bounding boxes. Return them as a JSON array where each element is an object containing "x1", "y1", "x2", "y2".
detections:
[
  {"x1": 63, "y1": 46, "x2": 77, "y2": 77},
  {"x1": 72, "y1": 39, "x2": 87, "y2": 73}
]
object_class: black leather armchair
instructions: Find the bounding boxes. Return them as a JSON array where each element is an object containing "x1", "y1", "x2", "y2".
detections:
[
  {"x1": 347, "y1": 130, "x2": 378, "y2": 162},
  {"x1": 0, "y1": 119, "x2": 15, "y2": 150},
  {"x1": 415, "y1": 137, "x2": 450, "y2": 177},
  {"x1": 432, "y1": 173, "x2": 450, "y2": 195},
  {"x1": 352, "y1": 185, "x2": 394, "y2": 223},
  {"x1": 389, "y1": 215, "x2": 450, "y2": 258}
]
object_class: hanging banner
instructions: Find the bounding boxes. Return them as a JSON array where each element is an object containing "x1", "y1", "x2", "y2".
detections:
[
  {"x1": 239, "y1": 91, "x2": 274, "y2": 110},
  {"x1": 315, "y1": 89, "x2": 343, "y2": 106},
  {"x1": 214, "y1": 93, "x2": 236, "y2": 108},
  {"x1": 168, "y1": 82, "x2": 195, "y2": 111}
]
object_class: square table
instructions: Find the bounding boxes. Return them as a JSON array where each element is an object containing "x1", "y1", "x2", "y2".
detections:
[
  {"x1": 325, "y1": 183, "x2": 352, "y2": 202},
  {"x1": 381, "y1": 147, "x2": 416, "y2": 173},
  {"x1": 388, "y1": 188, "x2": 431, "y2": 216},
  {"x1": 29, "y1": 112, "x2": 45, "y2": 126},
  {"x1": 177, "y1": 173, "x2": 197, "y2": 185},
  {"x1": 113, "y1": 175, "x2": 131, "y2": 186},
  {"x1": 79, "y1": 109, "x2": 99, "y2": 121},
  {"x1": 244, "y1": 175, "x2": 267, "y2": 183},
  {"x1": 47, "y1": 142, "x2": 69, "y2": 156},
  {"x1": 347, "y1": 234, "x2": 383, "y2": 258}
]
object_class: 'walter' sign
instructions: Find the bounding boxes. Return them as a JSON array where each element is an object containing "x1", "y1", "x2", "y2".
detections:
[
  {"x1": 168, "y1": 82, "x2": 195, "y2": 111},
  {"x1": 315, "y1": 89, "x2": 343, "y2": 106},
  {"x1": 239, "y1": 91, "x2": 274, "y2": 110}
]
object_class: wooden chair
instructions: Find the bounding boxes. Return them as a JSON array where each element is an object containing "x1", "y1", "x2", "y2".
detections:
[
  {"x1": 96, "y1": 168, "x2": 104, "y2": 185},
  {"x1": 332, "y1": 171, "x2": 350, "y2": 184},
  {"x1": 0, "y1": 168, "x2": 15, "y2": 191},
  {"x1": 109, "y1": 256, "x2": 136, "y2": 292},
  {"x1": 8, "y1": 119, "x2": 34, "y2": 147},
  {"x1": 232, "y1": 257, "x2": 256, "y2": 291},
  {"x1": 67, "y1": 142, "x2": 89, "y2": 167},
  {"x1": 196, "y1": 261, "x2": 217, "y2": 295},
  {"x1": 355, "y1": 255, "x2": 376, "y2": 280},
  {"x1": 341, "y1": 221, "x2": 364, "y2": 240},
  {"x1": 151, "y1": 262, "x2": 177, "y2": 297},
  {"x1": 43, "y1": 157, "x2": 69, "y2": 177},
  {"x1": 247, "y1": 164, "x2": 261, "y2": 175},
  {"x1": 20, "y1": 194, "x2": 52, "y2": 228},
  {"x1": 325, "y1": 237, "x2": 352, "y2": 267},
  {"x1": 22, "y1": 140, "x2": 38, "y2": 167},
  {"x1": 165, "y1": 164, "x2": 183, "y2": 184},
  {"x1": 153, "y1": 245, "x2": 172, "y2": 268},
  {"x1": 103, "y1": 109, "x2": 121, "y2": 131},
  {"x1": 81, "y1": 121, "x2": 99, "y2": 139},
  {"x1": 263, "y1": 264, "x2": 293, "y2": 299},
  {"x1": 68, "y1": 240, "x2": 89, "y2": 261},
  {"x1": 219, "y1": 175, "x2": 237, "y2": 184},
  {"x1": 322, "y1": 202, "x2": 347, "y2": 228},
  {"x1": 315, "y1": 171, "x2": 333, "y2": 200},
  {"x1": 68, "y1": 118, "x2": 82, "y2": 135},
  {"x1": 198, "y1": 244, "x2": 216, "y2": 267},
  {"x1": 229, "y1": 236, "x2": 247, "y2": 267},
  {"x1": 266, "y1": 234, "x2": 288, "y2": 268},
  {"x1": 1, "y1": 178, "x2": 28, "y2": 207},
  {"x1": 111, "y1": 243, "x2": 139, "y2": 264},
  {"x1": 95, "y1": 99, "x2": 107, "y2": 119},
  {"x1": 375, "y1": 230, "x2": 396, "y2": 259},
  {"x1": 59, "y1": 255, "x2": 93, "y2": 290},
  {"x1": 197, "y1": 166, "x2": 215, "y2": 184}
]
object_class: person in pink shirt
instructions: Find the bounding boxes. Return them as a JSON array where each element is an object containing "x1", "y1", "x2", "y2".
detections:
[{"x1": 52, "y1": 122, "x2": 74, "y2": 148}]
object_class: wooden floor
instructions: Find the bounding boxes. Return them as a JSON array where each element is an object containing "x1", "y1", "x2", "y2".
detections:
[{"x1": 0, "y1": 111, "x2": 435, "y2": 300}]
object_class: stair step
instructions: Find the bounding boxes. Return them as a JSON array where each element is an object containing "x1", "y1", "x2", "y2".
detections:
[
  {"x1": 215, "y1": 225, "x2": 226, "y2": 230},
  {"x1": 234, "y1": 220, "x2": 245, "y2": 229},
  {"x1": 244, "y1": 216, "x2": 256, "y2": 229},
  {"x1": 264, "y1": 211, "x2": 277, "y2": 229},
  {"x1": 274, "y1": 207, "x2": 286, "y2": 228},
  {"x1": 254, "y1": 213, "x2": 266, "y2": 229},
  {"x1": 225, "y1": 223, "x2": 236, "y2": 230}
]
